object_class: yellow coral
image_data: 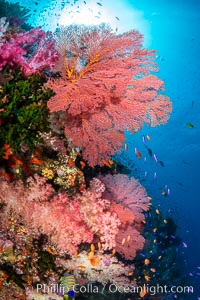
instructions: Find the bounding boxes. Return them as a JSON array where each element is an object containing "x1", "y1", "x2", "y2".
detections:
[{"x1": 42, "y1": 168, "x2": 54, "y2": 179}]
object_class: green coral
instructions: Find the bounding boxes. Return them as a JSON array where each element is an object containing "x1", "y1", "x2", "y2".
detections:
[{"x1": 0, "y1": 68, "x2": 54, "y2": 158}]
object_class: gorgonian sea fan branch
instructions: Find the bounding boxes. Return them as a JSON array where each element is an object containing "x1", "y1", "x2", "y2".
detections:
[{"x1": 46, "y1": 24, "x2": 172, "y2": 166}]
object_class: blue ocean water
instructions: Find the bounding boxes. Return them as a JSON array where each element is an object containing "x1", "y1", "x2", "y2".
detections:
[
  {"x1": 118, "y1": 0, "x2": 200, "y2": 297},
  {"x1": 2, "y1": 0, "x2": 200, "y2": 298}
]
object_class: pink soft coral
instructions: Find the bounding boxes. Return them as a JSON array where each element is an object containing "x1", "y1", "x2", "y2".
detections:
[
  {"x1": 0, "y1": 27, "x2": 58, "y2": 75},
  {"x1": 46, "y1": 24, "x2": 171, "y2": 166},
  {"x1": 0, "y1": 176, "x2": 93, "y2": 255},
  {"x1": 79, "y1": 178, "x2": 121, "y2": 250}
]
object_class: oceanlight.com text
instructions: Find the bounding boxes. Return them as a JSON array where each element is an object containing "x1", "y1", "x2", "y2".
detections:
[{"x1": 36, "y1": 283, "x2": 194, "y2": 296}]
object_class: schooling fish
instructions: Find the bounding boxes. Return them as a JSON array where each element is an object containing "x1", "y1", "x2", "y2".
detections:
[
  {"x1": 140, "y1": 286, "x2": 147, "y2": 298},
  {"x1": 144, "y1": 258, "x2": 150, "y2": 265},
  {"x1": 146, "y1": 147, "x2": 153, "y2": 157},
  {"x1": 102, "y1": 159, "x2": 113, "y2": 168},
  {"x1": 182, "y1": 242, "x2": 188, "y2": 248},
  {"x1": 146, "y1": 135, "x2": 151, "y2": 141},
  {"x1": 159, "y1": 160, "x2": 165, "y2": 167},
  {"x1": 135, "y1": 148, "x2": 142, "y2": 158},
  {"x1": 142, "y1": 135, "x2": 146, "y2": 146},
  {"x1": 124, "y1": 143, "x2": 128, "y2": 151},
  {"x1": 162, "y1": 191, "x2": 167, "y2": 197},
  {"x1": 153, "y1": 153, "x2": 158, "y2": 163},
  {"x1": 186, "y1": 122, "x2": 194, "y2": 128}
]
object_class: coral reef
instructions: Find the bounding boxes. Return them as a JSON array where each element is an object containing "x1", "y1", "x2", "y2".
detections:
[{"x1": 0, "y1": 5, "x2": 186, "y2": 300}]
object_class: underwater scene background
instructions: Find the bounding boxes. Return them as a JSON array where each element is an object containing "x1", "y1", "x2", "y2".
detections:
[{"x1": 0, "y1": 0, "x2": 199, "y2": 299}]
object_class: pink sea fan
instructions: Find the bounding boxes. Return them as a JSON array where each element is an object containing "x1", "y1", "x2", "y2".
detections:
[
  {"x1": 109, "y1": 202, "x2": 135, "y2": 226},
  {"x1": 101, "y1": 174, "x2": 150, "y2": 224},
  {"x1": 99, "y1": 174, "x2": 150, "y2": 259},
  {"x1": 46, "y1": 24, "x2": 172, "y2": 166},
  {"x1": 115, "y1": 225, "x2": 145, "y2": 260}
]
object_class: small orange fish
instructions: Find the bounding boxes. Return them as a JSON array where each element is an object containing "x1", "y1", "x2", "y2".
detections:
[
  {"x1": 74, "y1": 251, "x2": 78, "y2": 258},
  {"x1": 90, "y1": 257, "x2": 100, "y2": 266},
  {"x1": 156, "y1": 209, "x2": 160, "y2": 215},
  {"x1": 121, "y1": 238, "x2": 126, "y2": 245},
  {"x1": 88, "y1": 251, "x2": 94, "y2": 260},
  {"x1": 12, "y1": 156, "x2": 23, "y2": 165},
  {"x1": 128, "y1": 271, "x2": 134, "y2": 276},
  {"x1": 124, "y1": 143, "x2": 128, "y2": 151},
  {"x1": 102, "y1": 160, "x2": 113, "y2": 168},
  {"x1": 47, "y1": 247, "x2": 54, "y2": 255},
  {"x1": 146, "y1": 135, "x2": 151, "y2": 141},
  {"x1": 164, "y1": 219, "x2": 168, "y2": 224},
  {"x1": 127, "y1": 235, "x2": 131, "y2": 242},
  {"x1": 80, "y1": 161, "x2": 86, "y2": 169},
  {"x1": 90, "y1": 244, "x2": 95, "y2": 252},
  {"x1": 76, "y1": 265, "x2": 86, "y2": 269},
  {"x1": 29, "y1": 156, "x2": 43, "y2": 165},
  {"x1": 153, "y1": 228, "x2": 157, "y2": 233},
  {"x1": 98, "y1": 242, "x2": 101, "y2": 250},
  {"x1": 153, "y1": 239, "x2": 157, "y2": 244},
  {"x1": 111, "y1": 249, "x2": 116, "y2": 256},
  {"x1": 135, "y1": 148, "x2": 142, "y2": 159},
  {"x1": 144, "y1": 258, "x2": 150, "y2": 265},
  {"x1": 140, "y1": 286, "x2": 147, "y2": 298},
  {"x1": 68, "y1": 157, "x2": 75, "y2": 167},
  {"x1": 144, "y1": 275, "x2": 151, "y2": 281}
]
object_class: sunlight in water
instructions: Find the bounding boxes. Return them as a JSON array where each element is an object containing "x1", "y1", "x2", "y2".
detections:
[
  {"x1": 57, "y1": 0, "x2": 151, "y2": 46},
  {"x1": 7, "y1": 0, "x2": 151, "y2": 46}
]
